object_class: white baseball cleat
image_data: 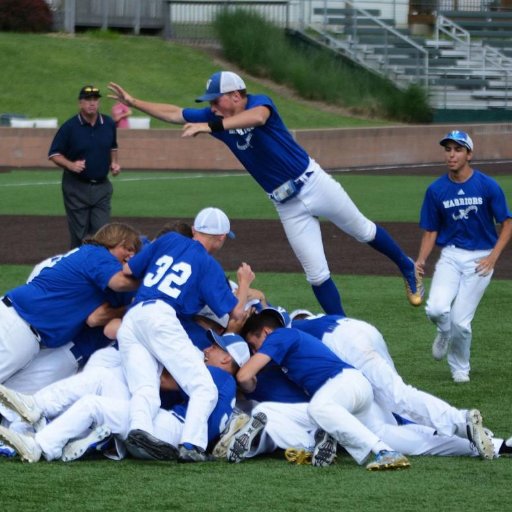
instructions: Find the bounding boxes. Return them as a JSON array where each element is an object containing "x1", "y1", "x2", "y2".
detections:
[
  {"x1": 452, "y1": 371, "x2": 470, "y2": 383},
  {"x1": 227, "y1": 412, "x2": 267, "y2": 463},
  {"x1": 61, "y1": 424, "x2": 112, "y2": 462},
  {"x1": 212, "y1": 411, "x2": 250, "y2": 459},
  {"x1": 0, "y1": 384, "x2": 42, "y2": 424},
  {"x1": 466, "y1": 409, "x2": 494, "y2": 460},
  {"x1": 0, "y1": 425, "x2": 41, "y2": 463},
  {"x1": 432, "y1": 333, "x2": 451, "y2": 361}
]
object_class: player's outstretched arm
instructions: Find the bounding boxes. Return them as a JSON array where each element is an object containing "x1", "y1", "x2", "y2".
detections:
[
  {"x1": 108, "y1": 82, "x2": 185, "y2": 124},
  {"x1": 237, "y1": 353, "x2": 271, "y2": 393},
  {"x1": 416, "y1": 230, "x2": 437, "y2": 275},
  {"x1": 229, "y1": 263, "x2": 256, "y2": 322}
]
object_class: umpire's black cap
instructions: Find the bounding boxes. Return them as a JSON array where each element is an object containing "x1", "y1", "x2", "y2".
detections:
[{"x1": 78, "y1": 85, "x2": 102, "y2": 100}]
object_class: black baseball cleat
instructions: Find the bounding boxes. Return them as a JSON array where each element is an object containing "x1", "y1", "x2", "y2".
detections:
[
  {"x1": 177, "y1": 444, "x2": 215, "y2": 463},
  {"x1": 125, "y1": 429, "x2": 178, "y2": 461}
]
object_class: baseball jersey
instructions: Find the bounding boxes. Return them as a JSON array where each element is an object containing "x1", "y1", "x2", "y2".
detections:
[
  {"x1": 7, "y1": 245, "x2": 122, "y2": 348},
  {"x1": 183, "y1": 94, "x2": 310, "y2": 193},
  {"x1": 127, "y1": 232, "x2": 237, "y2": 319},
  {"x1": 245, "y1": 362, "x2": 309, "y2": 404},
  {"x1": 164, "y1": 365, "x2": 236, "y2": 443},
  {"x1": 419, "y1": 170, "x2": 511, "y2": 250},
  {"x1": 48, "y1": 113, "x2": 117, "y2": 181},
  {"x1": 292, "y1": 315, "x2": 345, "y2": 339},
  {"x1": 258, "y1": 328, "x2": 353, "y2": 396}
]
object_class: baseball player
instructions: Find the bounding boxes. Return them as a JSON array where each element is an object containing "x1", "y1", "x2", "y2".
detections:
[
  {"x1": 416, "y1": 131, "x2": 512, "y2": 383},
  {"x1": 0, "y1": 330, "x2": 249, "y2": 463},
  {"x1": 236, "y1": 309, "x2": 411, "y2": 471},
  {"x1": 115, "y1": 207, "x2": 255, "y2": 462},
  {"x1": 226, "y1": 401, "x2": 511, "y2": 464},
  {"x1": 0, "y1": 223, "x2": 140, "y2": 385},
  {"x1": 108, "y1": 74, "x2": 423, "y2": 315},
  {"x1": 289, "y1": 311, "x2": 494, "y2": 458}
]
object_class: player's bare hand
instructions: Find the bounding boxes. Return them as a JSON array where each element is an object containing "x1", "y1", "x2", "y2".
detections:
[
  {"x1": 182, "y1": 123, "x2": 210, "y2": 138},
  {"x1": 475, "y1": 255, "x2": 496, "y2": 276},
  {"x1": 108, "y1": 82, "x2": 134, "y2": 107},
  {"x1": 415, "y1": 259, "x2": 426, "y2": 276},
  {"x1": 237, "y1": 262, "x2": 255, "y2": 285}
]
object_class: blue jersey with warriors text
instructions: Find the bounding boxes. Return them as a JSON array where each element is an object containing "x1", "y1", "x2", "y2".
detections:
[
  {"x1": 419, "y1": 170, "x2": 511, "y2": 250},
  {"x1": 183, "y1": 94, "x2": 310, "y2": 193},
  {"x1": 127, "y1": 232, "x2": 237, "y2": 319},
  {"x1": 7, "y1": 245, "x2": 122, "y2": 348},
  {"x1": 258, "y1": 328, "x2": 352, "y2": 396}
]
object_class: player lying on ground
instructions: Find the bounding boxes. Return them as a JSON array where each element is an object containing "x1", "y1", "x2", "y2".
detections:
[{"x1": 0, "y1": 331, "x2": 249, "y2": 463}]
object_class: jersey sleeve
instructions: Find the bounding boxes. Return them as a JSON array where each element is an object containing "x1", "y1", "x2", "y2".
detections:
[
  {"x1": 199, "y1": 258, "x2": 238, "y2": 317},
  {"x1": 48, "y1": 122, "x2": 70, "y2": 158},
  {"x1": 182, "y1": 107, "x2": 213, "y2": 123},
  {"x1": 86, "y1": 248, "x2": 124, "y2": 290},
  {"x1": 419, "y1": 186, "x2": 441, "y2": 231},
  {"x1": 487, "y1": 177, "x2": 512, "y2": 223},
  {"x1": 258, "y1": 329, "x2": 295, "y2": 365}
]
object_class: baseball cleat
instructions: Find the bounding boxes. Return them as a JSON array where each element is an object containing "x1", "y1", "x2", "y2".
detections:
[
  {"x1": 466, "y1": 409, "x2": 494, "y2": 460},
  {"x1": 366, "y1": 450, "x2": 410, "y2": 471},
  {"x1": 126, "y1": 429, "x2": 179, "y2": 461},
  {"x1": 61, "y1": 424, "x2": 112, "y2": 462},
  {"x1": 452, "y1": 371, "x2": 470, "y2": 383},
  {"x1": 403, "y1": 258, "x2": 424, "y2": 307},
  {"x1": 227, "y1": 411, "x2": 267, "y2": 463},
  {"x1": 0, "y1": 440, "x2": 17, "y2": 458},
  {"x1": 0, "y1": 384, "x2": 42, "y2": 425},
  {"x1": 432, "y1": 333, "x2": 451, "y2": 361},
  {"x1": 178, "y1": 443, "x2": 215, "y2": 463},
  {"x1": 284, "y1": 448, "x2": 312, "y2": 465},
  {"x1": 0, "y1": 425, "x2": 41, "y2": 463},
  {"x1": 311, "y1": 429, "x2": 337, "y2": 467},
  {"x1": 212, "y1": 410, "x2": 250, "y2": 459}
]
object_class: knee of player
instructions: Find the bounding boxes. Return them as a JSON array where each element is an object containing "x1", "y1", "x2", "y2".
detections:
[
  {"x1": 306, "y1": 271, "x2": 331, "y2": 287},
  {"x1": 425, "y1": 302, "x2": 449, "y2": 321}
]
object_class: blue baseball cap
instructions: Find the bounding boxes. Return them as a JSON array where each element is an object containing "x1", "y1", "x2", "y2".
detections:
[
  {"x1": 439, "y1": 130, "x2": 474, "y2": 151},
  {"x1": 207, "y1": 330, "x2": 250, "y2": 366},
  {"x1": 195, "y1": 71, "x2": 246, "y2": 102}
]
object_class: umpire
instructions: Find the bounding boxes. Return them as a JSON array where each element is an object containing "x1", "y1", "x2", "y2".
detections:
[{"x1": 48, "y1": 85, "x2": 121, "y2": 248}]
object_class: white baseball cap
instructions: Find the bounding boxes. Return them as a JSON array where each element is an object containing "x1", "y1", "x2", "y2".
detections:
[
  {"x1": 195, "y1": 71, "x2": 246, "y2": 102},
  {"x1": 197, "y1": 304, "x2": 229, "y2": 329},
  {"x1": 193, "y1": 207, "x2": 235, "y2": 239},
  {"x1": 207, "y1": 330, "x2": 250, "y2": 367}
]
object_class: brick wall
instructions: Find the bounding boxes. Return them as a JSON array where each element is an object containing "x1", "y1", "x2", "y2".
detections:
[{"x1": 2, "y1": 123, "x2": 512, "y2": 171}]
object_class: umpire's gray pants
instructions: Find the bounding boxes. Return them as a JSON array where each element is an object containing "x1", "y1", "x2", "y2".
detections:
[{"x1": 62, "y1": 172, "x2": 113, "y2": 248}]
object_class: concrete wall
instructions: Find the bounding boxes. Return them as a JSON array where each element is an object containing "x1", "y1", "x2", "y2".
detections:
[{"x1": 2, "y1": 123, "x2": 512, "y2": 171}]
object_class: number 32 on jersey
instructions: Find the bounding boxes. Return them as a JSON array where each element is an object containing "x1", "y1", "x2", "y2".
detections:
[{"x1": 143, "y1": 255, "x2": 192, "y2": 298}]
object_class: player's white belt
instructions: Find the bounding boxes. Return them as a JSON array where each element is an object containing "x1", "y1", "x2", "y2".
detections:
[{"x1": 269, "y1": 169, "x2": 315, "y2": 203}]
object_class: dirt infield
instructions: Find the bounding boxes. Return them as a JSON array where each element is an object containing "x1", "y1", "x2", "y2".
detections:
[{"x1": 1, "y1": 215, "x2": 511, "y2": 279}]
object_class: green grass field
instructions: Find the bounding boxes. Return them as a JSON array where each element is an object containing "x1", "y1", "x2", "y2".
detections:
[{"x1": 0, "y1": 170, "x2": 511, "y2": 511}]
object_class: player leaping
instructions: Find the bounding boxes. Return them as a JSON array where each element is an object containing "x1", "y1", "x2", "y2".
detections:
[{"x1": 108, "y1": 73, "x2": 423, "y2": 314}]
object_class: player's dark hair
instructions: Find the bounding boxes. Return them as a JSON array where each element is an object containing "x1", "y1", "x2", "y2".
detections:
[
  {"x1": 154, "y1": 221, "x2": 193, "y2": 240},
  {"x1": 240, "y1": 311, "x2": 282, "y2": 339},
  {"x1": 84, "y1": 222, "x2": 142, "y2": 252}
]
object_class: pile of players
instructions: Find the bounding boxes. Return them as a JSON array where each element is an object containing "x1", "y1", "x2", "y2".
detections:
[{"x1": 0, "y1": 203, "x2": 510, "y2": 471}]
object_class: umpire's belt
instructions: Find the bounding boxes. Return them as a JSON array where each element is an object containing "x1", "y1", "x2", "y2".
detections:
[
  {"x1": 269, "y1": 169, "x2": 314, "y2": 203},
  {"x1": 66, "y1": 171, "x2": 107, "y2": 184},
  {"x1": 2, "y1": 296, "x2": 42, "y2": 342}
]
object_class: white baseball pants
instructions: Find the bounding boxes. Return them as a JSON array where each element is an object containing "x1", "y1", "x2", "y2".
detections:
[
  {"x1": 118, "y1": 300, "x2": 217, "y2": 450},
  {"x1": 0, "y1": 300, "x2": 40, "y2": 383},
  {"x1": 274, "y1": 160, "x2": 376, "y2": 285},
  {"x1": 426, "y1": 246, "x2": 493, "y2": 376},
  {"x1": 322, "y1": 318, "x2": 468, "y2": 438},
  {"x1": 308, "y1": 369, "x2": 392, "y2": 464},
  {"x1": 248, "y1": 401, "x2": 485, "y2": 458}
]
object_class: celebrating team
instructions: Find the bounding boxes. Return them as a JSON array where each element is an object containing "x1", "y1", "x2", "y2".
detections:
[{"x1": 0, "y1": 74, "x2": 510, "y2": 470}]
